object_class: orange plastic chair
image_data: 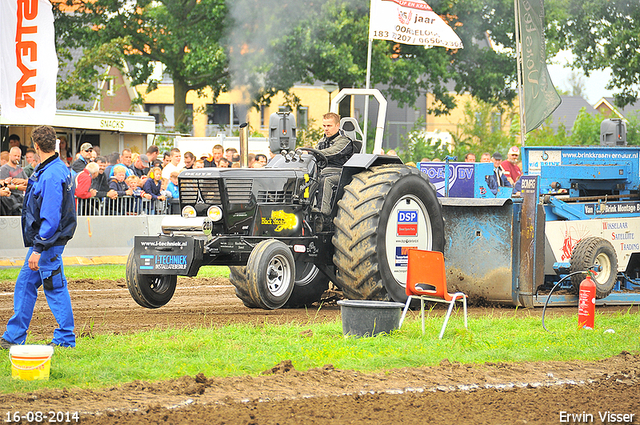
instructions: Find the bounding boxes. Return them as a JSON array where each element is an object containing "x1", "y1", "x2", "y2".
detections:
[{"x1": 398, "y1": 249, "x2": 468, "y2": 339}]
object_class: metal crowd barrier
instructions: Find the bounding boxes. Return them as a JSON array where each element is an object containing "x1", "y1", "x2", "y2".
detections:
[{"x1": 75, "y1": 196, "x2": 180, "y2": 216}]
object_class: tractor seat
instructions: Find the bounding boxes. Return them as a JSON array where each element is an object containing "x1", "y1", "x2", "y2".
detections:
[{"x1": 340, "y1": 117, "x2": 364, "y2": 154}]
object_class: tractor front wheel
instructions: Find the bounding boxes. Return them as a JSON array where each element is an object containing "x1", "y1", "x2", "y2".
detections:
[
  {"x1": 243, "y1": 239, "x2": 296, "y2": 310},
  {"x1": 126, "y1": 249, "x2": 177, "y2": 309}
]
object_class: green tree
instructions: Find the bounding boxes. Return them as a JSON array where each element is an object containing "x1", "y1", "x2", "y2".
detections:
[
  {"x1": 53, "y1": 5, "x2": 126, "y2": 107},
  {"x1": 550, "y1": 0, "x2": 640, "y2": 108},
  {"x1": 398, "y1": 117, "x2": 451, "y2": 163},
  {"x1": 454, "y1": 99, "x2": 515, "y2": 157},
  {"x1": 524, "y1": 110, "x2": 640, "y2": 147},
  {"x1": 626, "y1": 115, "x2": 640, "y2": 146},
  {"x1": 569, "y1": 108, "x2": 602, "y2": 145},
  {"x1": 524, "y1": 118, "x2": 569, "y2": 146},
  {"x1": 58, "y1": 0, "x2": 230, "y2": 133},
  {"x1": 249, "y1": 0, "x2": 519, "y2": 118},
  {"x1": 566, "y1": 72, "x2": 586, "y2": 98}
]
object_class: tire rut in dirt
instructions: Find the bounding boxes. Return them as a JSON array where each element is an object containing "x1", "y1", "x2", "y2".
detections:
[
  {"x1": 332, "y1": 164, "x2": 444, "y2": 302},
  {"x1": 570, "y1": 236, "x2": 618, "y2": 298}
]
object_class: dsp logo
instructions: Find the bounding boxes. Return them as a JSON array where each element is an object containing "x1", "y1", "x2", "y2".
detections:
[{"x1": 397, "y1": 210, "x2": 418, "y2": 236}]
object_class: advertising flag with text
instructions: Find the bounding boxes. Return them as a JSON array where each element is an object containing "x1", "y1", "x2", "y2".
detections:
[
  {"x1": 0, "y1": 0, "x2": 58, "y2": 124},
  {"x1": 369, "y1": 0, "x2": 463, "y2": 49},
  {"x1": 517, "y1": 0, "x2": 561, "y2": 133}
]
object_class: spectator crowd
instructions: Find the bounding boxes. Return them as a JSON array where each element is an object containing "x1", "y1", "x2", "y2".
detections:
[{"x1": 1, "y1": 135, "x2": 272, "y2": 216}]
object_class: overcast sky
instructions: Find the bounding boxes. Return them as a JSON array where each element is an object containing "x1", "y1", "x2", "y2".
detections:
[{"x1": 547, "y1": 50, "x2": 614, "y2": 104}]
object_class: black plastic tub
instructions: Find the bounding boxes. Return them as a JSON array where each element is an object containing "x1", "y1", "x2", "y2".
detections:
[{"x1": 337, "y1": 300, "x2": 405, "y2": 337}]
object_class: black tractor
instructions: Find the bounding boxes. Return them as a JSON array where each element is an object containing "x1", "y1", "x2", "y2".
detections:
[{"x1": 127, "y1": 106, "x2": 444, "y2": 310}]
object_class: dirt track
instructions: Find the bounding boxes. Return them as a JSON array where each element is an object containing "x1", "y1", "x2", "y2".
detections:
[{"x1": 0, "y1": 277, "x2": 639, "y2": 424}]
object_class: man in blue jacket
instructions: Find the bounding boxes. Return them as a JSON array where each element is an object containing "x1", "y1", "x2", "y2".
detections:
[
  {"x1": 486, "y1": 152, "x2": 512, "y2": 196},
  {"x1": 0, "y1": 125, "x2": 78, "y2": 349}
]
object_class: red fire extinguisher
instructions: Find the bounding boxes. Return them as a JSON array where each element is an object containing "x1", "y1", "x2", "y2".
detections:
[{"x1": 578, "y1": 274, "x2": 596, "y2": 329}]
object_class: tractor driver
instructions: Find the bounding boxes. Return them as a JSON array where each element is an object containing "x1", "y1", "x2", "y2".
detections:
[{"x1": 315, "y1": 112, "x2": 355, "y2": 215}]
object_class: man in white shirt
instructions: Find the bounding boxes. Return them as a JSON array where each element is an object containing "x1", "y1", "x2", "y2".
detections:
[{"x1": 162, "y1": 148, "x2": 184, "y2": 180}]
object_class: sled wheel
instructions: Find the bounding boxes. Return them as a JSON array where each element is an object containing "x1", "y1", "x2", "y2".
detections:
[
  {"x1": 126, "y1": 249, "x2": 177, "y2": 309},
  {"x1": 283, "y1": 261, "x2": 330, "y2": 308},
  {"x1": 570, "y1": 236, "x2": 618, "y2": 299},
  {"x1": 332, "y1": 164, "x2": 444, "y2": 302},
  {"x1": 245, "y1": 239, "x2": 296, "y2": 310}
]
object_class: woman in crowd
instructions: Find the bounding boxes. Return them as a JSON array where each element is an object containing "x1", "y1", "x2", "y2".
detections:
[{"x1": 142, "y1": 166, "x2": 167, "y2": 202}]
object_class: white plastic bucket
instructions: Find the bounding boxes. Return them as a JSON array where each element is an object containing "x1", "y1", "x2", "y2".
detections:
[{"x1": 9, "y1": 345, "x2": 54, "y2": 380}]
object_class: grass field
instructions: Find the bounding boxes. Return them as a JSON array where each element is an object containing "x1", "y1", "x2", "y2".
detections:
[
  {"x1": 1, "y1": 264, "x2": 639, "y2": 394},
  {"x1": 0, "y1": 265, "x2": 230, "y2": 283},
  {"x1": 1, "y1": 309, "x2": 639, "y2": 394}
]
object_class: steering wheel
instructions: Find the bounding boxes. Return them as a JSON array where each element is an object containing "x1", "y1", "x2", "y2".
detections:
[{"x1": 296, "y1": 147, "x2": 328, "y2": 170}]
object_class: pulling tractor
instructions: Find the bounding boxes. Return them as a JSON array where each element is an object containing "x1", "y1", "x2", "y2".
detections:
[{"x1": 126, "y1": 89, "x2": 445, "y2": 309}]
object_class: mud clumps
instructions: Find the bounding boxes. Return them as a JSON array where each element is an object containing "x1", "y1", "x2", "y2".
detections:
[
  {"x1": 261, "y1": 360, "x2": 296, "y2": 375},
  {"x1": 308, "y1": 364, "x2": 335, "y2": 374},
  {"x1": 195, "y1": 372, "x2": 209, "y2": 384}
]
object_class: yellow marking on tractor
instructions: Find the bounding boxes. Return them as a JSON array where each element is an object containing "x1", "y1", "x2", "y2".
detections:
[{"x1": 271, "y1": 210, "x2": 297, "y2": 232}]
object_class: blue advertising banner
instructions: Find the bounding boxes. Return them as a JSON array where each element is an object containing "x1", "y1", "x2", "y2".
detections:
[{"x1": 419, "y1": 162, "x2": 475, "y2": 197}]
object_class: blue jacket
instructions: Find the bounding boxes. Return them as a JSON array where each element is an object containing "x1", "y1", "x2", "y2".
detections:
[
  {"x1": 486, "y1": 166, "x2": 512, "y2": 195},
  {"x1": 22, "y1": 154, "x2": 77, "y2": 253},
  {"x1": 166, "y1": 181, "x2": 179, "y2": 199},
  {"x1": 109, "y1": 178, "x2": 129, "y2": 196},
  {"x1": 142, "y1": 178, "x2": 163, "y2": 200}
]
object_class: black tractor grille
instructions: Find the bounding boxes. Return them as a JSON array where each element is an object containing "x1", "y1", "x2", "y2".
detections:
[
  {"x1": 257, "y1": 190, "x2": 294, "y2": 203},
  {"x1": 179, "y1": 179, "x2": 222, "y2": 204},
  {"x1": 225, "y1": 179, "x2": 253, "y2": 204}
]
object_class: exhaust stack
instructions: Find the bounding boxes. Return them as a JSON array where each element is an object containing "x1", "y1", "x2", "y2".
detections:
[{"x1": 239, "y1": 122, "x2": 249, "y2": 167}]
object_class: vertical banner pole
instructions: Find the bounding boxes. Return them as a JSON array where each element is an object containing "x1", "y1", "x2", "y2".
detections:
[
  {"x1": 363, "y1": 37, "x2": 373, "y2": 152},
  {"x1": 514, "y1": 0, "x2": 526, "y2": 146}
]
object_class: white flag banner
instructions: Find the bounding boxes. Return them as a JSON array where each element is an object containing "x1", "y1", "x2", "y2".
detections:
[
  {"x1": 369, "y1": 0, "x2": 463, "y2": 49},
  {"x1": 0, "y1": 0, "x2": 58, "y2": 124}
]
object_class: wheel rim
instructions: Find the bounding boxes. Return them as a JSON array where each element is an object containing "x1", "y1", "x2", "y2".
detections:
[
  {"x1": 594, "y1": 252, "x2": 612, "y2": 286},
  {"x1": 147, "y1": 275, "x2": 172, "y2": 294},
  {"x1": 266, "y1": 254, "x2": 292, "y2": 296},
  {"x1": 384, "y1": 194, "x2": 433, "y2": 286}
]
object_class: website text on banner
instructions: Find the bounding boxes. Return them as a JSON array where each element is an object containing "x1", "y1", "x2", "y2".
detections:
[
  {"x1": 369, "y1": 0, "x2": 463, "y2": 49},
  {"x1": 0, "y1": 0, "x2": 58, "y2": 124}
]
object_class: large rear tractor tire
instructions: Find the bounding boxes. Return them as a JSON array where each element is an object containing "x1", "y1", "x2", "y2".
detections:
[
  {"x1": 243, "y1": 239, "x2": 296, "y2": 310},
  {"x1": 332, "y1": 164, "x2": 444, "y2": 302},
  {"x1": 570, "y1": 236, "x2": 618, "y2": 298},
  {"x1": 126, "y1": 249, "x2": 177, "y2": 309}
]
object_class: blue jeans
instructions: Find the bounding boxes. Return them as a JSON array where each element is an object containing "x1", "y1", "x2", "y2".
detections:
[{"x1": 3, "y1": 246, "x2": 75, "y2": 347}]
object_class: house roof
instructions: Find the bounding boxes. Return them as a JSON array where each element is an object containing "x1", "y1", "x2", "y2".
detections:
[
  {"x1": 549, "y1": 95, "x2": 597, "y2": 132},
  {"x1": 594, "y1": 97, "x2": 640, "y2": 119}
]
